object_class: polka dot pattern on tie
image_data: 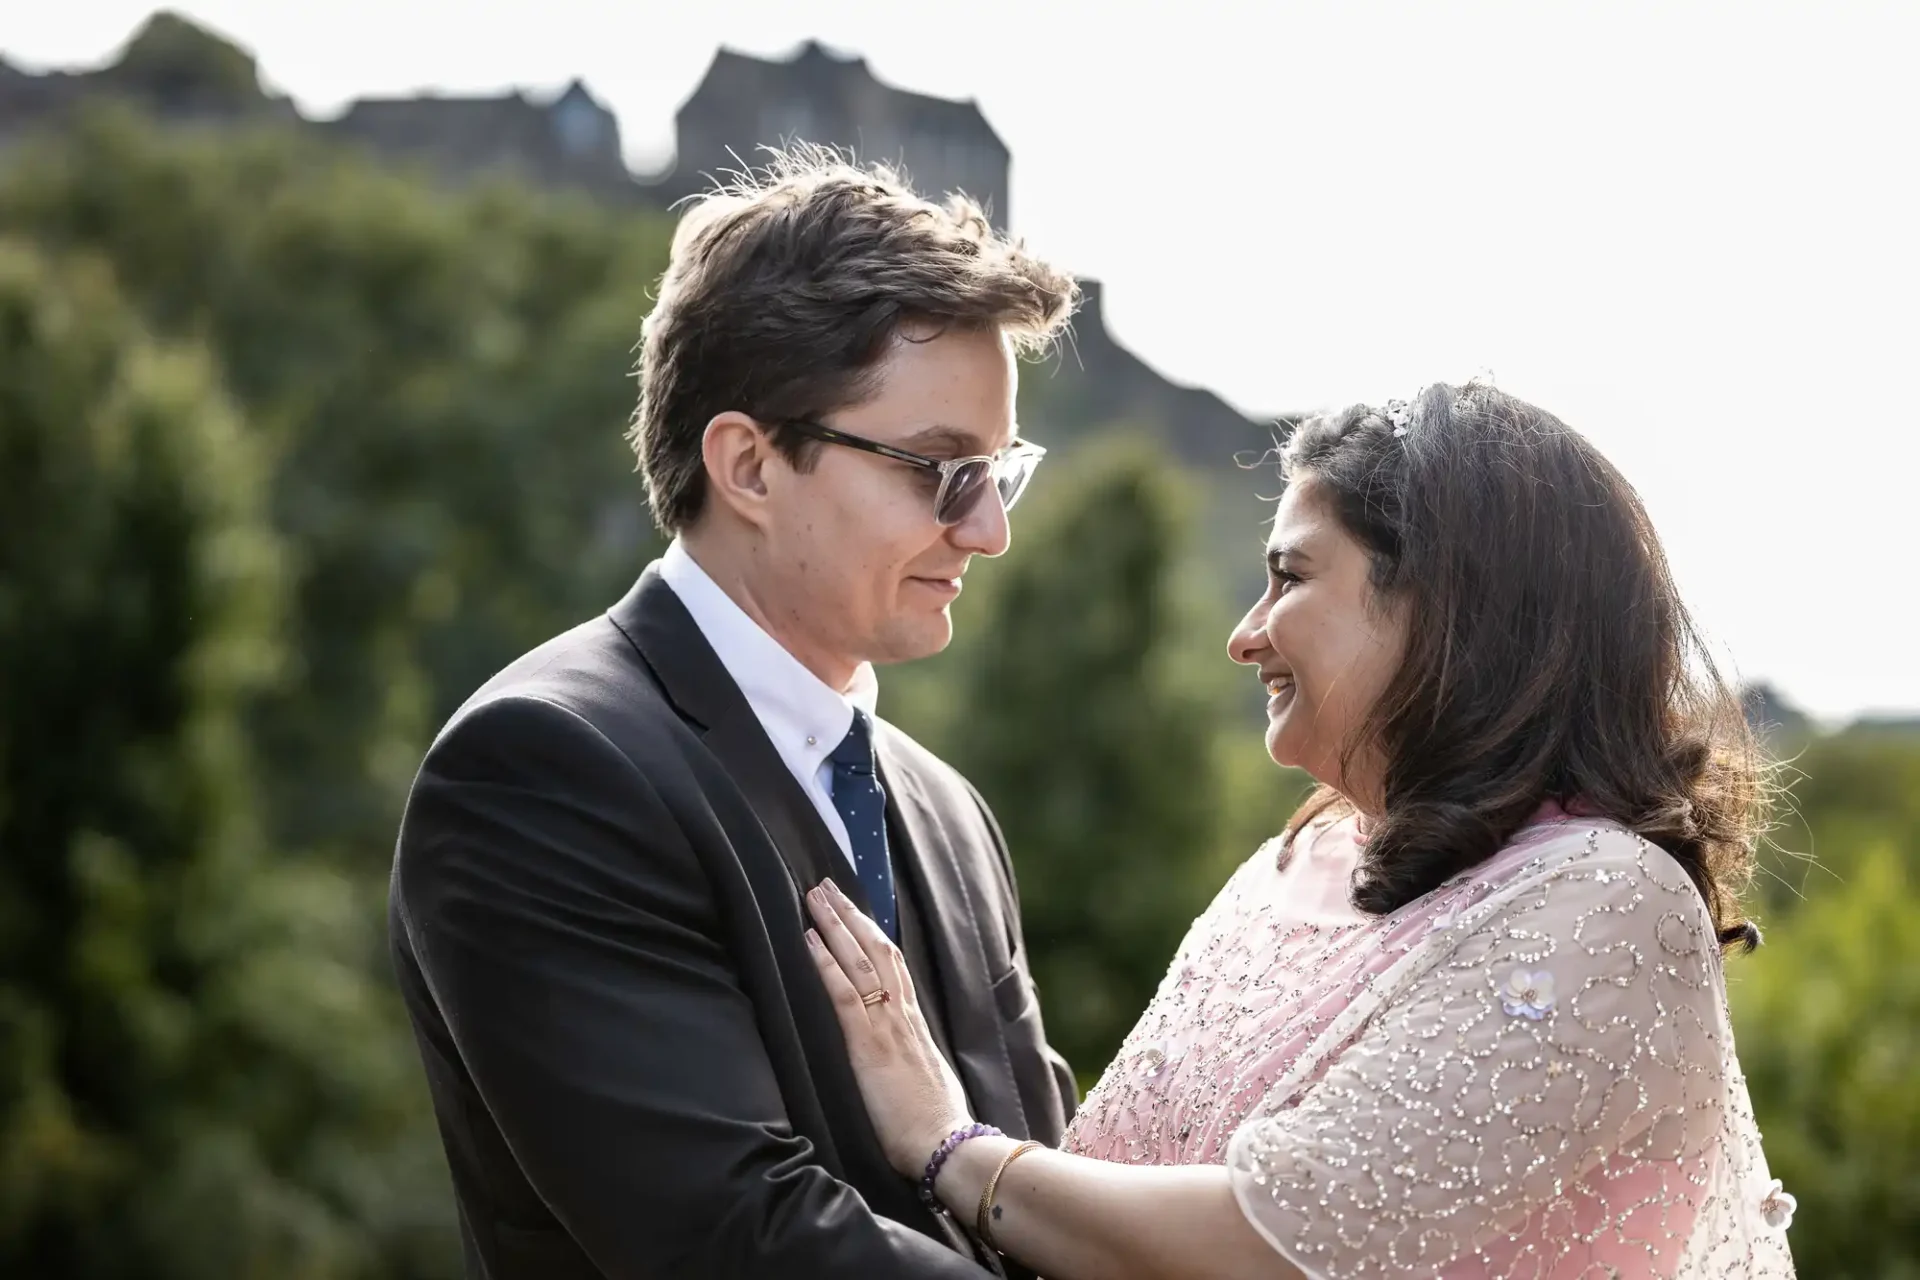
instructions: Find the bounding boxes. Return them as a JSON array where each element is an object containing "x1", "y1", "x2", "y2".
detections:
[{"x1": 827, "y1": 709, "x2": 898, "y2": 940}]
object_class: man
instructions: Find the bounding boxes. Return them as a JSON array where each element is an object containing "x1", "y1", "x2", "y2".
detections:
[{"x1": 388, "y1": 150, "x2": 1081, "y2": 1278}]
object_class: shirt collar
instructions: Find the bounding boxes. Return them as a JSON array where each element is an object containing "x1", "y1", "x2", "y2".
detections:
[{"x1": 658, "y1": 539, "x2": 879, "y2": 772}]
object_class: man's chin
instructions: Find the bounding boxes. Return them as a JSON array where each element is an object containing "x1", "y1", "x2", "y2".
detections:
[{"x1": 872, "y1": 615, "x2": 954, "y2": 666}]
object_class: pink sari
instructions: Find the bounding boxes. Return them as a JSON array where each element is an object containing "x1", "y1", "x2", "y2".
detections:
[{"x1": 1062, "y1": 807, "x2": 1795, "y2": 1277}]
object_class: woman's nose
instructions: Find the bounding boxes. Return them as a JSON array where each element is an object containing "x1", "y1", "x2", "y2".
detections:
[{"x1": 1227, "y1": 604, "x2": 1269, "y2": 666}]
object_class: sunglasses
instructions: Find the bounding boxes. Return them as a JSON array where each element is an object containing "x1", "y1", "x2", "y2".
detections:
[{"x1": 781, "y1": 420, "x2": 1047, "y2": 527}]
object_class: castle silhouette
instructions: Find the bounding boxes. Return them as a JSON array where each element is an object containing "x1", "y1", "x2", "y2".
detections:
[{"x1": 0, "y1": 11, "x2": 1269, "y2": 466}]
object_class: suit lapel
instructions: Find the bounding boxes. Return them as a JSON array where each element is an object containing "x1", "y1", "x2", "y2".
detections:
[
  {"x1": 609, "y1": 568, "x2": 842, "y2": 898},
  {"x1": 614, "y1": 566, "x2": 1027, "y2": 1138},
  {"x1": 611, "y1": 569, "x2": 1001, "y2": 1263},
  {"x1": 877, "y1": 738, "x2": 1031, "y2": 1138},
  {"x1": 610, "y1": 567, "x2": 889, "y2": 915}
]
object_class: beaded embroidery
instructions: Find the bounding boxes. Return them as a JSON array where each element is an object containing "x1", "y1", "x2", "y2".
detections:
[{"x1": 1063, "y1": 819, "x2": 1795, "y2": 1276}]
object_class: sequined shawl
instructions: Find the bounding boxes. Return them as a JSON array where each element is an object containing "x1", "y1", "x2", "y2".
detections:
[{"x1": 1062, "y1": 816, "x2": 1796, "y2": 1277}]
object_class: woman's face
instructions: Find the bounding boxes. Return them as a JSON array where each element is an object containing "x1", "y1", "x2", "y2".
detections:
[{"x1": 1228, "y1": 477, "x2": 1409, "y2": 810}]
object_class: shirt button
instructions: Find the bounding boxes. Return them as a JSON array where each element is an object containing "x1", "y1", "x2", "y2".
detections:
[{"x1": 806, "y1": 735, "x2": 817, "y2": 746}]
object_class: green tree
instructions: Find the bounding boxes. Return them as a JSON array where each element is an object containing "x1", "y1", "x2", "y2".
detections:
[
  {"x1": 0, "y1": 108, "x2": 673, "y2": 866},
  {"x1": 0, "y1": 240, "x2": 453, "y2": 1278},
  {"x1": 941, "y1": 440, "x2": 1225, "y2": 1076},
  {"x1": 1722, "y1": 723, "x2": 1920, "y2": 1276},
  {"x1": 1732, "y1": 842, "x2": 1920, "y2": 1278},
  {"x1": 1752, "y1": 729, "x2": 1920, "y2": 914}
]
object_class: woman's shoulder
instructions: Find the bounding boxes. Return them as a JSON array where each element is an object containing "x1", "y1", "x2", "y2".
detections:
[
  {"x1": 1456, "y1": 817, "x2": 1719, "y2": 955},
  {"x1": 1472, "y1": 814, "x2": 1693, "y2": 889}
]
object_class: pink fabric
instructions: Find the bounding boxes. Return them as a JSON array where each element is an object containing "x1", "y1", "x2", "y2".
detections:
[
  {"x1": 1062, "y1": 804, "x2": 1582, "y2": 1167},
  {"x1": 1064, "y1": 803, "x2": 1794, "y2": 1277}
]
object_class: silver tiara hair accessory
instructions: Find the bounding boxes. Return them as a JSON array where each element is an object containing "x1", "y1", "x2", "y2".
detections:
[
  {"x1": 1386, "y1": 373, "x2": 1492, "y2": 440},
  {"x1": 1385, "y1": 384, "x2": 1429, "y2": 438},
  {"x1": 1385, "y1": 399, "x2": 1413, "y2": 438},
  {"x1": 1454, "y1": 368, "x2": 1496, "y2": 415}
]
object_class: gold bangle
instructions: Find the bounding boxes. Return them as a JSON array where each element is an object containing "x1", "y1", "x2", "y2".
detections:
[{"x1": 976, "y1": 1139, "x2": 1042, "y2": 1249}]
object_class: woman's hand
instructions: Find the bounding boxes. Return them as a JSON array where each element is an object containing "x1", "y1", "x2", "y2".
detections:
[
  {"x1": 807, "y1": 881, "x2": 1290, "y2": 1280},
  {"x1": 804, "y1": 879, "x2": 975, "y2": 1178}
]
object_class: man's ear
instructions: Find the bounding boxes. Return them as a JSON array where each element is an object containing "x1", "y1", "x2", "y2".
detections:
[{"x1": 701, "y1": 411, "x2": 776, "y2": 530}]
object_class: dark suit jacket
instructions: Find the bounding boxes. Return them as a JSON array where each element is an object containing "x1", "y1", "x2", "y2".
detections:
[{"x1": 389, "y1": 566, "x2": 1075, "y2": 1278}]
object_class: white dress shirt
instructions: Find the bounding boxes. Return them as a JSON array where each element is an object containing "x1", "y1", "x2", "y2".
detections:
[{"x1": 657, "y1": 538, "x2": 880, "y2": 863}]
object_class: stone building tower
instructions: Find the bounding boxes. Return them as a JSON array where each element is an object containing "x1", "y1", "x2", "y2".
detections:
[{"x1": 662, "y1": 41, "x2": 1011, "y2": 231}]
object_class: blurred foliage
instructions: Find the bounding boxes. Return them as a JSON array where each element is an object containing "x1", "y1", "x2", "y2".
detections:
[
  {"x1": 1727, "y1": 731, "x2": 1920, "y2": 1279},
  {"x1": 881, "y1": 440, "x2": 1317, "y2": 1085},
  {"x1": 0, "y1": 102, "x2": 1912, "y2": 1277},
  {"x1": 0, "y1": 239, "x2": 450, "y2": 1277},
  {"x1": 1733, "y1": 842, "x2": 1920, "y2": 1279},
  {"x1": 1, "y1": 106, "x2": 670, "y2": 866},
  {"x1": 925, "y1": 444, "x2": 1223, "y2": 1070},
  {"x1": 1752, "y1": 728, "x2": 1920, "y2": 914}
]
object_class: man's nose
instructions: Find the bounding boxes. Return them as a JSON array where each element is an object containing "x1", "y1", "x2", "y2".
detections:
[{"x1": 949, "y1": 484, "x2": 1012, "y2": 558}]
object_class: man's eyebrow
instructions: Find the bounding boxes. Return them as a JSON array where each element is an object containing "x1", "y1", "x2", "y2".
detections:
[{"x1": 898, "y1": 424, "x2": 996, "y2": 456}]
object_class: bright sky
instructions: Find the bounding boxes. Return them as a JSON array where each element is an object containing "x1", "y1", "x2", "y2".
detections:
[{"x1": 15, "y1": 1, "x2": 1920, "y2": 721}]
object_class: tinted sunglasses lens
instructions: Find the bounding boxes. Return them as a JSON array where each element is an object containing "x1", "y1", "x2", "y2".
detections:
[
  {"x1": 934, "y1": 459, "x2": 994, "y2": 525},
  {"x1": 997, "y1": 451, "x2": 1040, "y2": 511}
]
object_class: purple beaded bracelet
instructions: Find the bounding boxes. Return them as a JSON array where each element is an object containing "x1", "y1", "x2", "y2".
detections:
[{"x1": 919, "y1": 1122, "x2": 1003, "y2": 1210}]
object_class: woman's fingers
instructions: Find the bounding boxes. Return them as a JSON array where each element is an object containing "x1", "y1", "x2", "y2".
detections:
[
  {"x1": 804, "y1": 881, "x2": 979, "y2": 1179},
  {"x1": 822, "y1": 881, "x2": 915, "y2": 1001},
  {"x1": 806, "y1": 883, "x2": 886, "y2": 1001},
  {"x1": 803, "y1": 926, "x2": 871, "y2": 1038}
]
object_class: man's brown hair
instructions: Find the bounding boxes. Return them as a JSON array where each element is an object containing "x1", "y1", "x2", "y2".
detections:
[{"x1": 628, "y1": 145, "x2": 1079, "y2": 534}]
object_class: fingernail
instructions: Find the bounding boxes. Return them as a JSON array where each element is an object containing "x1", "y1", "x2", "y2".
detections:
[
  {"x1": 824, "y1": 877, "x2": 840, "y2": 898},
  {"x1": 805, "y1": 928, "x2": 821, "y2": 949},
  {"x1": 809, "y1": 885, "x2": 826, "y2": 904}
]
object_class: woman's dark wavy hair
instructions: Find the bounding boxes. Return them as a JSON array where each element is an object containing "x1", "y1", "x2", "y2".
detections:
[{"x1": 1281, "y1": 382, "x2": 1764, "y2": 951}]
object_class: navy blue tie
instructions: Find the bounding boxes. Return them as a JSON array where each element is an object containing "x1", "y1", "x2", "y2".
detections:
[{"x1": 828, "y1": 710, "x2": 898, "y2": 940}]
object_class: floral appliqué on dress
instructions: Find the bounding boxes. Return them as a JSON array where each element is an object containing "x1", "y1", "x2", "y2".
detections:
[{"x1": 1500, "y1": 966, "x2": 1557, "y2": 1019}]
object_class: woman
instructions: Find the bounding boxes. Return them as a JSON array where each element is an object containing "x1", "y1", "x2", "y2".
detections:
[{"x1": 803, "y1": 382, "x2": 1796, "y2": 1278}]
